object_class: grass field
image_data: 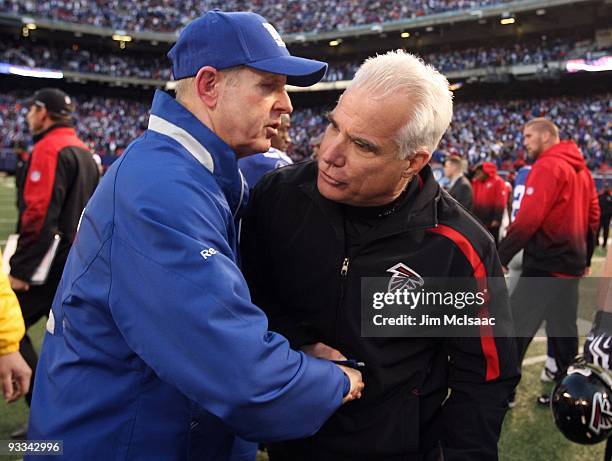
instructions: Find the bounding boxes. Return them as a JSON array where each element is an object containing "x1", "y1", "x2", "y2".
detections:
[{"x1": 0, "y1": 173, "x2": 607, "y2": 460}]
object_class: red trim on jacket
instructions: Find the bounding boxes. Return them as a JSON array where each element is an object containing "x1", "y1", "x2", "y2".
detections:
[
  {"x1": 427, "y1": 224, "x2": 501, "y2": 381},
  {"x1": 21, "y1": 127, "x2": 88, "y2": 240}
]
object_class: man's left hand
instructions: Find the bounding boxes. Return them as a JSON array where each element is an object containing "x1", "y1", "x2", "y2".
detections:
[{"x1": 9, "y1": 275, "x2": 29, "y2": 292}]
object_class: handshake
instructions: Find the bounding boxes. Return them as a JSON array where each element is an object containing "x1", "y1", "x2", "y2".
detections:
[{"x1": 301, "y1": 342, "x2": 365, "y2": 404}]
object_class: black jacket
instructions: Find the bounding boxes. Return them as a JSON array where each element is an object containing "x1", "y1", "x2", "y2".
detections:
[
  {"x1": 241, "y1": 162, "x2": 519, "y2": 461},
  {"x1": 448, "y1": 175, "x2": 473, "y2": 211},
  {"x1": 10, "y1": 124, "x2": 99, "y2": 282}
]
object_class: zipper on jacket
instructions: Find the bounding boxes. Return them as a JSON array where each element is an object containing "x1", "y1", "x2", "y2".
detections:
[
  {"x1": 335, "y1": 255, "x2": 350, "y2": 344},
  {"x1": 340, "y1": 257, "x2": 350, "y2": 276}
]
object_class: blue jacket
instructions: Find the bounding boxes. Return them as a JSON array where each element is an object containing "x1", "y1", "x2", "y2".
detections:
[
  {"x1": 27, "y1": 91, "x2": 345, "y2": 461},
  {"x1": 238, "y1": 148, "x2": 293, "y2": 189}
]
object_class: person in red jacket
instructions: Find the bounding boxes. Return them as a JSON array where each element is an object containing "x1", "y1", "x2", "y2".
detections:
[
  {"x1": 471, "y1": 161, "x2": 509, "y2": 242},
  {"x1": 498, "y1": 117, "x2": 600, "y2": 387}
]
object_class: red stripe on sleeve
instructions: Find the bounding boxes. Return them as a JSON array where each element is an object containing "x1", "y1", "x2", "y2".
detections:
[{"x1": 427, "y1": 224, "x2": 501, "y2": 381}]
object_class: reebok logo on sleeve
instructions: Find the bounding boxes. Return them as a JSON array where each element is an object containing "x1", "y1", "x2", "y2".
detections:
[{"x1": 200, "y1": 248, "x2": 218, "y2": 261}]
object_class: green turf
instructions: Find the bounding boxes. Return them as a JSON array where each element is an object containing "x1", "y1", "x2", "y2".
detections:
[
  {"x1": 0, "y1": 173, "x2": 608, "y2": 459},
  {"x1": 0, "y1": 175, "x2": 17, "y2": 245}
]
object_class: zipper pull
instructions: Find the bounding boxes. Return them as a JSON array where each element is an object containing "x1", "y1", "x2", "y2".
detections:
[{"x1": 340, "y1": 257, "x2": 350, "y2": 276}]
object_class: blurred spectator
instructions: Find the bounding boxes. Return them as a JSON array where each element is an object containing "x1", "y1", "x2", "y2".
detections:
[
  {"x1": 443, "y1": 154, "x2": 473, "y2": 210},
  {"x1": 471, "y1": 161, "x2": 509, "y2": 241},
  {"x1": 7, "y1": 88, "x2": 99, "y2": 438},
  {"x1": 310, "y1": 132, "x2": 324, "y2": 160}
]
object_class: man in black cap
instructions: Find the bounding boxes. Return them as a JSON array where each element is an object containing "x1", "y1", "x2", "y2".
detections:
[{"x1": 8, "y1": 88, "x2": 99, "y2": 437}]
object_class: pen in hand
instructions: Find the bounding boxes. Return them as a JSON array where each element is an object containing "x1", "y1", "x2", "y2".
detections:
[{"x1": 332, "y1": 359, "x2": 365, "y2": 369}]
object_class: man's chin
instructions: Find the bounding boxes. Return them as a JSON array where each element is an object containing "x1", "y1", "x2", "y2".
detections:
[
  {"x1": 236, "y1": 140, "x2": 271, "y2": 157},
  {"x1": 317, "y1": 177, "x2": 347, "y2": 202}
]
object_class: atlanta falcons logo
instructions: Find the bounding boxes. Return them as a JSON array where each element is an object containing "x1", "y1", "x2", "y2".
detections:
[
  {"x1": 590, "y1": 391, "x2": 612, "y2": 435},
  {"x1": 386, "y1": 263, "x2": 424, "y2": 293}
]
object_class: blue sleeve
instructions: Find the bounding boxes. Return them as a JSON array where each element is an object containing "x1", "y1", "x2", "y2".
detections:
[
  {"x1": 109, "y1": 174, "x2": 344, "y2": 441},
  {"x1": 342, "y1": 374, "x2": 350, "y2": 396}
]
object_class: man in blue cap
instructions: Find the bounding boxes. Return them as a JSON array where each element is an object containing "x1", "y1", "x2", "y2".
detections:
[{"x1": 26, "y1": 11, "x2": 363, "y2": 461}]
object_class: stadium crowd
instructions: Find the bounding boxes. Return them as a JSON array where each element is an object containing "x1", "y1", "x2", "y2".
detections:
[
  {"x1": 1, "y1": 36, "x2": 601, "y2": 82},
  {"x1": 1, "y1": 39, "x2": 172, "y2": 80},
  {"x1": 1, "y1": 0, "x2": 515, "y2": 34},
  {"x1": 0, "y1": 93, "x2": 149, "y2": 165},
  {"x1": 1, "y1": 92, "x2": 608, "y2": 171},
  {"x1": 326, "y1": 37, "x2": 598, "y2": 80}
]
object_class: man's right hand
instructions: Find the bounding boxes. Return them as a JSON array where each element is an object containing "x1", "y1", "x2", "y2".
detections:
[
  {"x1": 336, "y1": 364, "x2": 364, "y2": 404},
  {"x1": 0, "y1": 351, "x2": 32, "y2": 403},
  {"x1": 301, "y1": 343, "x2": 364, "y2": 403}
]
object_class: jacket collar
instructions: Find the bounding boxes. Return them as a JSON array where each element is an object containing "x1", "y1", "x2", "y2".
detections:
[
  {"x1": 147, "y1": 90, "x2": 247, "y2": 218},
  {"x1": 300, "y1": 164, "x2": 440, "y2": 242},
  {"x1": 32, "y1": 123, "x2": 74, "y2": 144}
]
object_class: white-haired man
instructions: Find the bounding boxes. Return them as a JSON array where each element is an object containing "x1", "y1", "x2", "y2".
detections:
[
  {"x1": 26, "y1": 11, "x2": 363, "y2": 460},
  {"x1": 241, "y1": 50, "x2": 520, "y2": 460}
]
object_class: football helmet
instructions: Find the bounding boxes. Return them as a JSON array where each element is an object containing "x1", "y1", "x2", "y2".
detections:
[{"x1": 551, "y1": 357, "x2": 612, "y2": 444}]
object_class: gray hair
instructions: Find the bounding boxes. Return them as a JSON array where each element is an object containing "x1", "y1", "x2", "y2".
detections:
[
  {"x1": 174, "y1": 77, "x2": 195, "y2": 102},
  {"x1": 348, "y1": 50, "x2": 453, "y2": 159},
  {"x1": 174, "y1": 67, "x2": 244, "y2": 103}
]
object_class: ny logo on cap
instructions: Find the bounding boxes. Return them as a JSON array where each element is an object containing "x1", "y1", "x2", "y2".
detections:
[{"x1": 262, "y1": 23, "x2": 286, "y2": 47}]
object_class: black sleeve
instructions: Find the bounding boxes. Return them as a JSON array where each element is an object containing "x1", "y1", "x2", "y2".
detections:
[
  {"x1": 456, "y1": 181, "x2": 473, "y2": 212},
  {"x1": 439, "y1": 242, "x2": 520, "y2": 460},
  {"x1": 240, "y1": 182, "x2": 318, "y2": 349}
]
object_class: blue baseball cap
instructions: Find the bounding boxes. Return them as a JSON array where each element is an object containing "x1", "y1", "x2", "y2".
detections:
[{"x1": 168, "y1": 10, "x2": 327, "y2": 87}]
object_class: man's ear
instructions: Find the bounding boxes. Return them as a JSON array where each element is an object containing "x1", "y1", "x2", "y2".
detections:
[
  {"x1": 195, "y1": 66, "x2": 222, "y2": 108},
  {"x1": 401, "y1": 148, "x2": 430, "y2": 178},
  {"x1": 39, "y1": 106, "x2": 50, "y2": 123}
]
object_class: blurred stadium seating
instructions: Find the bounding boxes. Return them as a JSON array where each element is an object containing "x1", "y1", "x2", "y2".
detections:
[{"x1": 0, "y1": 0, "x2": 518, "y2": 34}]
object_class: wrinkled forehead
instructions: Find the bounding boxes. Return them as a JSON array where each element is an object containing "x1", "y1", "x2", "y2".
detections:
[{"x1": 336, "y1": 87, "x2": 411, "y2": 131}]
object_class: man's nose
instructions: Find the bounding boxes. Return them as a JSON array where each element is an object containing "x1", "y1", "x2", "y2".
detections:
[
  {"x1": 277, "y1": 89, "x2": 293, "y2": 115},
  {"x1": 319, "y1": 135, "x2": 346, "y2": 167}
]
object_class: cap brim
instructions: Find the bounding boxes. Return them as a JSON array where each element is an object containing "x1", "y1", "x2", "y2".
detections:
[{"x1": 247, "y1": 55, "x2": 327, "y2": 87}]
